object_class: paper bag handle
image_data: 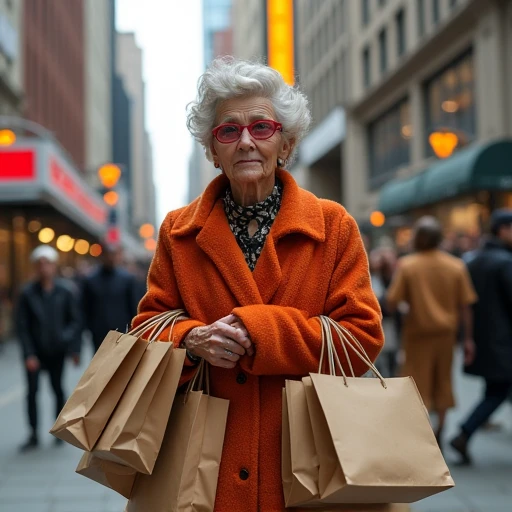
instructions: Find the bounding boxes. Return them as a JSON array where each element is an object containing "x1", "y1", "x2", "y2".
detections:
[
  {"x1": 318, "y1": 316, "x2": 387, "y2": 389},
  {"x1": 185, "y1": 359, "x2": 211, "y2": 398},
  {"x1": 128, "y1": 309, "x2": 186, "y2": 342}
]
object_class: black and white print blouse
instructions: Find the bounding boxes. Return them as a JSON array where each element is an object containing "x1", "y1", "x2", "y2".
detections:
[{"x1": 223, "y1": 179, "x2": 283, "y2": 271}]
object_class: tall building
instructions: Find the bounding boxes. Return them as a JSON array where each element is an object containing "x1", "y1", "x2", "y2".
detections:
[
  {"x1": 232, "y1": 0, "x2": 266, "y2": 61},
  {"x1": 84, "y1": 0, "x2": 113, "y2": 186},
  {"x1": 293, "y1": 0, "x2": 512, "y2": 249},
  {"x1": 188, "y1": 0, "x2": 234, "y2": 202},
  {"x1": 23, "y1": 0, "x2": 86, "y2": 170},
  {"x1": 116, "y1": 32, "x2": 156, "y2": 233},
  {"x1": 0, "y1": 0, "x2": 23, "y2": 115}
]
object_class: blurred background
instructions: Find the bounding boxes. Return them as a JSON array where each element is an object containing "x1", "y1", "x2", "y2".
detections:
[{"x1": 0, "y1": 0, "x2": 511, "y2": 511}]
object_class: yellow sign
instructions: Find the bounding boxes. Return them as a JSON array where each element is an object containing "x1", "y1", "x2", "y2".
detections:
[
  {"x1": 267, "y1": 0, "x2": 295, "y2": 86},
  {"x1": 0, "y1": 129, "x2": 16, "y2": 146},
  {"x1": 370, "y1": 211, "x2": 386, "y2": 228},
  {"x1": 98, "y1": 163, "x2": 121, "y2": 188},
  {"x1": 429, "y1": 131, "x2": 459, "y2": 159}
]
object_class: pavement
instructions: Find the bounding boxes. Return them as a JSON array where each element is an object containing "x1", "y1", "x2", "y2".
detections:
[{"x1": 0, "y1": 340, "x2": 511, "y2": 512}]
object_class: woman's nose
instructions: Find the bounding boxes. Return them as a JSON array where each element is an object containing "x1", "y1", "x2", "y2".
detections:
[{"x1": 238, "y1": 127, "x2": 254, "y2": 150}]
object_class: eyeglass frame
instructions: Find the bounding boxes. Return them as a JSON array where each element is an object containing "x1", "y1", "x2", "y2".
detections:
[{"x1": 211, "y1": 119, "x2": 283, "y2": 144}]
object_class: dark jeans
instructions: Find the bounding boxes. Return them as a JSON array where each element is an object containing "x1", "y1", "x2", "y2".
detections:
[
  {"x1": 25, "y1": 353, "x2": 66, "y2": 434},
  {"x1": 461, "y1": 379, "x2": 512, "y2": 439}
]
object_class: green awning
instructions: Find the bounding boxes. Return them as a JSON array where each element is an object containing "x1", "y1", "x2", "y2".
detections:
[
  {"x1": 377, "y1": 139, "x2": 512, "y2": 216},
  {"x1": 377, "y1": 173, "x2": 425, "y2": 216},
  {"x1": 417, "y1": 139, "x2": 512, "y2": 206}
]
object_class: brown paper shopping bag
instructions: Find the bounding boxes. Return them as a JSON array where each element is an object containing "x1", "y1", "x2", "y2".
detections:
[
  {"x1": 282, "y1": 380, "x2": 320, "y2": 507},
  {"x1": 126, "y1": 361, "x2": 229, "y2": 512},
  {"x1": 50, "y1": 310, "x2": 184, "y2": 451},
  {"x1": 76, "y1": 451, "x2": 137, "y2": 499},
  {"x1": 93, "y1": 312, "x2": 186, "y2": 474},
  {"x1": 307, "y1": 316, "x2": 454, "y2": 504}
]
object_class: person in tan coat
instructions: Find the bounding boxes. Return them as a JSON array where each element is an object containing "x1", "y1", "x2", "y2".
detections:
[
  {"x1": 387, "y1": 216, "x2": 477, "y2": 446},
  {"x1": 132, "y1": 58, "x2": 385, "y2": 511}
]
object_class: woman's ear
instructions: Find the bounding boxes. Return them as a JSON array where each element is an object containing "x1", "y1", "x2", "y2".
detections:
[{"x1": 280, "y1": 137, "x2": 295, "y2": 161}]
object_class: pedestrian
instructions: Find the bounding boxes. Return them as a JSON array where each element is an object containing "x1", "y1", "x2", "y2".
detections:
[
  {"x1": 370, "y1": 247, "x2": 401, "y2": 378},
  {"x1": 82, "y1": 245, "x2": 141, "y2": 352},
  {"x1": 132, "y1": 57, "x2": 384, "y2": 512},
  {"x1": 15, "y1": 245, "x2": 82, "y2": 452},
  {"x1": 450, "y1": 209, "x2": 512, "y2": 464},
  {"x1": 386, "y1": 216, "x2": 477, "y2": 446}
]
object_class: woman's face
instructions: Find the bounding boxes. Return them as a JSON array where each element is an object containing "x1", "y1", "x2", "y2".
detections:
[{"x1": 211, "y1": 96, "x2": 292, "y2": 189}]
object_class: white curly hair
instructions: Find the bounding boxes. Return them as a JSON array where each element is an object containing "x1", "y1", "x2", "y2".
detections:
[{"x1": 186, "y1": 57, "x2": 311, "y2": 164}]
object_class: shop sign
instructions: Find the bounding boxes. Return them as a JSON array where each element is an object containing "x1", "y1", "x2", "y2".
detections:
[
  {"x1": 50, "y1": 157, "x2": 106, "y2": 225},
  {"x1": 0, "y1": 150, "x2": 36, "y2": 181}
]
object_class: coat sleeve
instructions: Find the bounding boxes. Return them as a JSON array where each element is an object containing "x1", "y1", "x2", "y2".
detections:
[
  {"x1": 132, "y1": 213, "x2": 206, "y2": 380},
  {"x1": 15, "y1": 291, "x2": 37, "y2": 359},
  {"x1": 233, "y1": 212, "x2": 384, "y2": 377}
]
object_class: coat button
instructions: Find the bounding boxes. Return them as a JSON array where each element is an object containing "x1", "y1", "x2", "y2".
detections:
[
  {"x1": 239, "y1": 468, "x2": 249, "y2": 480},
  {"x1": 236, "y1": 372, "x2": 247, "y2": 384}
]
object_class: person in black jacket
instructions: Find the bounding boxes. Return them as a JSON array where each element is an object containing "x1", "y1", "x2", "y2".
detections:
[
  {"x1": 450, "y1": 209, "x2": 512, "y2": 464},
  {"x1": 16, "y1": 245, "x2": 82, "y2": 452},
  {"x1": 82, "y1": 245, "x2": 140, "y2": 351}
]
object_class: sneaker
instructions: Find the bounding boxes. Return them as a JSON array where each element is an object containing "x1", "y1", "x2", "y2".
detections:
[
  {"x1": 449, "y1": 432, "x2": 472, "y2": 465},
  {"x1": 19, "y1": 435, "x2": 39, "y2": 453}
]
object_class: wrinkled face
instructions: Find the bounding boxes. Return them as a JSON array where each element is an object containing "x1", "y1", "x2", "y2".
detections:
[
  {"x1": 34, "y1": 257, "x2": 57, "y2": 281},
  {"x1": 211, "y1": 96, "x2": 292, "y2": 187}
]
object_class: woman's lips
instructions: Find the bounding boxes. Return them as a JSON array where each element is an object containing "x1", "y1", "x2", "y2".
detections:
[{"x1": 235, "y1": 159, "x2": 262, "y2": 164}]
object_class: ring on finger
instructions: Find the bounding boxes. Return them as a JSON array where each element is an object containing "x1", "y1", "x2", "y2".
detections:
[{"x1": 225, "y1": 349, "x2": 233, "y2": 357}]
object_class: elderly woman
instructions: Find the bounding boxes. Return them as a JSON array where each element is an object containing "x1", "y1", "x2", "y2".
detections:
[{"x1": 133, "y1": 58, "x2": 384, "y2": 512}]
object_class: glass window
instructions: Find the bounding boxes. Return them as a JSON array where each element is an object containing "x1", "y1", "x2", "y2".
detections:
[
  {"x1": 424, "y1": 51, "x2": 476, "y2": 157},
  {"x1": 368, "y1": 99, "x2": 412, "y2": 187},
  {"x1": 363, "y1": 45, "x2": 371, "y2": 88},
  {"x1": 379, "y1": 28, "x2": 387, "y2": 74},
  {"x1": 395, "y1": 8, "x2": 406, "y2": 57},
  {"x1": 362, "y1": 0, "x2": 370, "y2": 26},
  {"x1": 417, "y1": 0, "x2": 425, "y2": 37},
  {"x1": 433, "y1": 0, "x2": 440, "y2": 24}
]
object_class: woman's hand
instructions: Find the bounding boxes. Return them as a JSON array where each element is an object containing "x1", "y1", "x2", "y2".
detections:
[{"x1": 183, "y1": 314, "x2": 253, "y2": 368}]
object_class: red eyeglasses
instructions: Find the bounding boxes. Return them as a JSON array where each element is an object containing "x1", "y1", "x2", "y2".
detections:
[{"x1": 212, "y1": 119, "x2": 283, "y2": 144}]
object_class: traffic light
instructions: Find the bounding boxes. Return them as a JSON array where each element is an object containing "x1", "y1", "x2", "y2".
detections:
[{"x1": 98, "y1": 163, "x2": 122, "y2": 247}]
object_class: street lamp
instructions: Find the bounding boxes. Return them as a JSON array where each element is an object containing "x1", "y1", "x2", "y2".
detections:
[
  {"x1": 139, "y1": 223, "x2": 155, "y2": 239},
  {"x1": 98, "y1": 163, "x2": 122, "y2": 188}
]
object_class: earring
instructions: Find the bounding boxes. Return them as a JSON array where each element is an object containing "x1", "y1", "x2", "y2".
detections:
[
  {"x1": 277, "y1": 158, "x2": 284, "y2": 167},
  {"x1": 214, "y1": 162, "x2": 220, "y2": 169}
]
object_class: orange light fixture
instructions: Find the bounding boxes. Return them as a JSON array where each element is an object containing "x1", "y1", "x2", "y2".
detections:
[
  {"x1": 56, "y1": 235, "x2": 75, "y2": 252},
  {"x1": 98, "y1": 163, "x2": 121, "y2": 188},
  {"x1": 144, "y1": 238, "x2": 157, "y2": 252},
  {"x1": 139, "y1": 223, "x2": 155, "y2": 239},
  {"x1": 267, "y1": 0, "x2": 295, "y2": 85},
  {"x1": 370, "y1": 211, "x2": 386, "y2": 228},
  {"x1": 103, "y1": 190, "x2": 119, "y2": 206},
  {"x1": 90, "y1": 243, "x2": 103, "y2": 257},
  {"x1": 38, "y1": 227, "x2": 55, "y2": 243},
  {"x1": 0, "y1": 129, "x2": 16, "y2": 146},
  {"x1": 429, "y1": 131, "x2": 459, "y2": 159},
  {"x1": 74, "y1": 239, "x2": 90, "y2": 255},
  {"x1": 28, "y1": 220, "x2": 42, "y2": 233}
]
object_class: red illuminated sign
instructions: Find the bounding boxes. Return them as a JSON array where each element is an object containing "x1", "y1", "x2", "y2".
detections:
[
  {"x1": 0, "y1": 150, "x2": 36, "y2": 181},
  {"x1": 50, "y1": 157, "x2": 106, "y2": 225}
]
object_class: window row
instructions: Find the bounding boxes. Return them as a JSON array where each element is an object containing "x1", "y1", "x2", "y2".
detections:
[{"x1": 368, "y1": 50, "x2": 476, "y2": 187}]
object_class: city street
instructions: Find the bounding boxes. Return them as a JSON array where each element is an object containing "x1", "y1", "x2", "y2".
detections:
[{"x1": 0, "y1": 340, "x2": 511, "y2": 512}]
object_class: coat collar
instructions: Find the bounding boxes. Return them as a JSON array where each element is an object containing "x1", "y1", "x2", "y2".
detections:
[{"x1": 171, "y1": 169, "x2": 325, "y2": 243}]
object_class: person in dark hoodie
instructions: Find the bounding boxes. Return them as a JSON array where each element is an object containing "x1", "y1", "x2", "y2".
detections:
[
  {"x1": 16, "y1": 245, "x2": 82, "y2": 452},
  {"x1": 82, "y1": 245, "x2": 140, "y2": 351}
]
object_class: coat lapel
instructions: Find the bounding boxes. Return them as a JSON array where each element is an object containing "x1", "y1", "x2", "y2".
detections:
[{"x1": 196, "y1": 199, "x2": 263, "y2": 306}]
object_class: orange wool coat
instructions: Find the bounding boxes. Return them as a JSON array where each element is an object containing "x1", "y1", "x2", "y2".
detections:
[{"x1": 133, "y1": 169, "x2": 384, "y2": 512}]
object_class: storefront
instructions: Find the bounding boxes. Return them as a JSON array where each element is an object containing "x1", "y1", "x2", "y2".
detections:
[
  {"x1": 377, "y1": 139, "x2": 512, "y2": 247},
  {"x1": 0, "y1": 136, "x2": 108, "y2": 304}
]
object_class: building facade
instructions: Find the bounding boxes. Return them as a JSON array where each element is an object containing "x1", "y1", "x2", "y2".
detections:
[
  {"x1": 294, "y1": 0, "x2": 512, "y2": 249},
  {"x1": 232, "y1": 0, "x2": 266, "y2": 61},
  {"x1": 24, "y1": 0, "x2": 86, "y2": 170},
  {"x1": 0, "y1": 0, "x2": 23, "y2": 115},
  {"x1": 84, "y1": 0, "x2": 113, "y2": 186},
  {"x1": 116, "y1": 32, "x2": 156, "y2": 233}
]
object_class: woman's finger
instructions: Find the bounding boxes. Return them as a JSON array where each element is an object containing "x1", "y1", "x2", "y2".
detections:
[{"x1": 216, "y1": 322, "x2": 252, "y2": 351}]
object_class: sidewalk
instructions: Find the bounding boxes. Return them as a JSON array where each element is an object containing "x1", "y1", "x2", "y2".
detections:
[{"x1": 0, "y1": 340, "x2": 511, "y2": 511}]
